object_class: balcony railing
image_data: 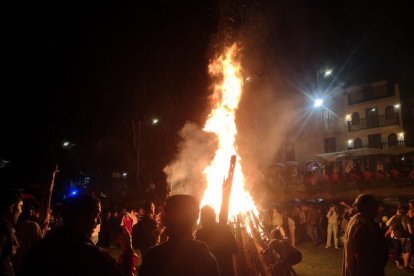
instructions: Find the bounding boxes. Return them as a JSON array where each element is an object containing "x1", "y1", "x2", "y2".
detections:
[
  {"x1": 348, "y1": 140, "x2": 405, "y2": 150},
  {"x1": 347, "y1": 113, "x2": 399, "y2": 132}
]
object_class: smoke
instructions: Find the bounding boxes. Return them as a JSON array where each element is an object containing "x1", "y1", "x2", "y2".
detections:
[
  {"x1": 164, "y1": 0, "x2": 303, "y2": 205},
  {"x1": 237, "y1": 77, "x2": 301, "y2": 202},
  {"x1": 163, "y1": 122, "x2": 217, "y2": 200}
]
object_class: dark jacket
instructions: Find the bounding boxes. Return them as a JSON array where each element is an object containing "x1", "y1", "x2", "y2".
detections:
[
  {"x1": 0, "y1": 219, "x2": 18, "y2": 276},
  {"x1": 132, "y1": 215, "x2": 157, "y2": 255},
  {"x1": 342, "y1": 213, "x2": 387, "y2": 276},
  {"x1": 22, "y1": 225, "x2": 123, "y2": 276},
  {"x1": 140, "y1": 238, "x2": 219, "y2": 276}
]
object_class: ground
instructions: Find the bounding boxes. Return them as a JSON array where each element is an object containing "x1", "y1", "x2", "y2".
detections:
[
  {"x1": 105, "y1": 242, "x2": 411, "y2": 275},
  {"x1": 294, "y1": 242, "x2": 410, "y2": 276}
]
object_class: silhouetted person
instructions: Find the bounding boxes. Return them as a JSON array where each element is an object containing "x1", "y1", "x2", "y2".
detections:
[
  {"x1": 342, "y1": 194, "x2": 387, "y2": 276},
  {"x1": 132, "y1": 201, "x2": 158, "y2": 256},
  {"x1": 263, "y1": 229, "x2": 302, "y2": 276},
  {"x1": 196, "y1": 205, "x2": 238, "y2": 276},
  {"x1": 0, "y1": 190, "x2": 23, "y2": 276},
  {"x1": 140, "y1": 195, "x2": 219, "y2": 276},
  {"x1": 98, "y1": 211, "x2": 112, "y2": 247},
  {"x1": 22, "y1": 194, "x2": 132, "y2": 276},
  {"x1": 13, "y1": 202, "x2": 43, "y2": 274}
]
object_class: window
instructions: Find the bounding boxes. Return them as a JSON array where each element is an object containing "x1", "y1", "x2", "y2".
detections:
[
  {"x1": 385, "y1": 105, "x2": 395, "y2": 120},
  {"x1": 324, "y1": 137, "x2": 336, "y2": 153},
  {"x1": 323, "y1": 111, "x2": 339, "y2": 132},
  {"x1": 354, "y1": 138, "x2": 363, "y2": 149},
  {"x1": 388, "y1": 133, "x2": 398, "y2": 147},
  {"x1": 351, "y1": 112, "x2": 360, "y2": 125},
  {"x1": 368, "y1": 133, "x2": 382, "y2": 149}
]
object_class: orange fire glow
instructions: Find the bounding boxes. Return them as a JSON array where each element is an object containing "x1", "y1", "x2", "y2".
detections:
[{"x1": 200, "y1": 44, "x2": 258, "y2": 220}]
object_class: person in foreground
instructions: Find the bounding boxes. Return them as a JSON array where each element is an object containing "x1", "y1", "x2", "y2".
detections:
[
  {"x1": 22, "y1": 194, "x2": 134, "y2": 276},
  {"x1": 196, "y1": 205, "x2": 238, "y2": 276},
  {"x1": 0, "y1": 190, "x2": 23, "y2": 276},
  {"x1": 139, "y1": 194, "x2": 219, "y2": 276},
  {"x1": 342, "y1": 194, "x2": 387, "y2": 276}
]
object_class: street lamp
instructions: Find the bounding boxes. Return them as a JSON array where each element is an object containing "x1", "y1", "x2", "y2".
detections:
[
  {"x1": 323, "y1": 69, "x2": 333, "y2": 77},
  {"x1": 152, "y1": 118, "x2": 159, "y2": 125},
  {"x1": 314, "y1": 99, "x2": 323, "y2": 108},
  {"x1": 62, "y1": 141, "x2": 70, "y2": 148}
]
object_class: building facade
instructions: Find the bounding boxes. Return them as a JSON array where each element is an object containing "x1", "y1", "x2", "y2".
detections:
[
  {"x1": 287, "y1": 80, "x2": 408, "y2": 162},
  {"x1": 344, "y1": 80, "x2": 404, "y2": 150}
]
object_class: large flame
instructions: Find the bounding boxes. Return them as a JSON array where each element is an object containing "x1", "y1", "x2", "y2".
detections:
[{"x1": 200, "y1": 44, "x2": 258, "y2": 220}]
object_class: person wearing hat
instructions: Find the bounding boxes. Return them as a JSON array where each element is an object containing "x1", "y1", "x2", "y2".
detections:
[{"x1": 140, "y1": 195, "x2": 219, "y2": 276}]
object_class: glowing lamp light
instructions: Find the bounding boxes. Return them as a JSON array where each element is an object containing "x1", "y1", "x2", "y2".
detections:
[
  {"x1": 122, "y1": 172, "x2": 128, "y2": 177},
  {"x1": 348, "y1": 139, "x2": 353, "y2": 145},
  {"x1": 314, "y1": 99, "x2": 323, "y2": 108},
  {"x1": 398, "y1": 132, "x2": 405, "y2": 141},
  {"x1": 345, "y1": 114, "x2": 351, "y2": 121},
  {"x1": 62, "y1": 141, "x2": 70, "y2": 147},
  {"x1": 394, "y1": 104, "x2": 400, "y2": 109},
  {"x1": 324, "y1": 69, "x2": 333, "y2": 77},
  {"x1": 152, "y1": 118, "x2": 159, "y2": 125},
  {"x1": 371, "y1": 108, "x2": 376, "y2": 112}
]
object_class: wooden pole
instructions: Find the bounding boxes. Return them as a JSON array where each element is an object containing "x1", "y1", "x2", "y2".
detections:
[
  {"x1": 219, "y1": 155, "x2": 237, "y2": 224},
  {"x1": 39, "y1": 164, "x2": 59, "y2": 232}
]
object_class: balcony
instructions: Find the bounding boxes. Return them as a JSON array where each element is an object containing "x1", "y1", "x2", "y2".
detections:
[
  {"x1": 347, "y1": 140, "x2": 405, "y2": 150},
  {"x1": 347, "y1": 113, "x2": 399, "y2": 132}
]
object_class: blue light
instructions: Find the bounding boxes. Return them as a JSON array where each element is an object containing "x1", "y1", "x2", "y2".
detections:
[{"x1": 68, "y1": 188, "x2": 79, "y2": 197}]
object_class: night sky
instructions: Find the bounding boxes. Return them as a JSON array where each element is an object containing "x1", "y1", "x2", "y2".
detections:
[{"x1": 1, "y1": 0, "x2": 413, "y2": 198}]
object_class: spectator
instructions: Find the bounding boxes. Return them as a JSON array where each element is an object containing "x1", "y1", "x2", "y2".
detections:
[
  {"x1": 385, "y1": 208, "x2": 403, "y2": 269},
  {"x1": 22, "y1": 194, "x2": 132, "y2": 276},
  {"x1": 116, "y1": 227, "x2": 139, "y2": 276},
  {"x1": 306, "y1": 205, "x2": 320, "y2": 246},
  {"x1": 0, "y1": 190, "x2": 23, "y2": 276},
  {"x1": 13, "y1": 202, "x2": 43, "y2": 274},
  {"x1": 272, "y1": 208, "x2": 286, "y2": 238},
  {"x1": 326, "y1": 205, "x2": 339, "y2": 249},
  {"x1": 130, "y1": 210, "x2": 138, "y2": 226},
  {"x1": 131, "y1": 201, "x2": 158, "y2": 257},
  {"x1": 98, "y1": 211, "x2": 112, "y2": 247},
  {"x1": 121, "y1": 212, "x2": 133, "y2": 235},
  {"x1": 363, "y1": 167, "x2": 374, "y2": 183},
  {"x1": 283, "y1": 210, "x2": 296, "y2": 247},
  {"x1": 262, "y1": 229, "x2": 302, "y2": 276},
  {"x1": 110, "y1": 211, "x2": 120, "y2": 248},
  {"x1": 342, "y1": 194, "x2": 387, "y2": 276},
  {"x1": 390, "y1": 205, "x2": 413, "y2": 272},
  {"x1": 140, "y1": 195, "x2": 219, "y2": 276},
  {"x1": 196, "y1": 205, "x2": 238, "y2": 276},
  {"x1": 376, "y1": 160, "x2": 385, "y2": 181}
]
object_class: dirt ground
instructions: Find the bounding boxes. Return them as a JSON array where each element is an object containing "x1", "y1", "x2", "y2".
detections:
[
  {"x1": 105, "y1": 241, "x2": 412, "y2": 275},
  {"x1": 294, "y1": 242, "x2": 411, "y2": 276}
]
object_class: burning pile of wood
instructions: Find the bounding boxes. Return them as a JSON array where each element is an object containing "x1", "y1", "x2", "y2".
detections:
[{"x1": 219, "y1": 156, "x2": 275, "y2": 276}]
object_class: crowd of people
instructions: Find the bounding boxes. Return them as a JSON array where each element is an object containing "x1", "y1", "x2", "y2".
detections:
[
  {"x1": 269, "y1": 154, "x2": 414, "y2": 188},
  {"x1": 2, "y1": 188, "x2": 414, "y2": 275},
  {"x1": 264, "y1": 195, "x2": 414, "y2": 274}
]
